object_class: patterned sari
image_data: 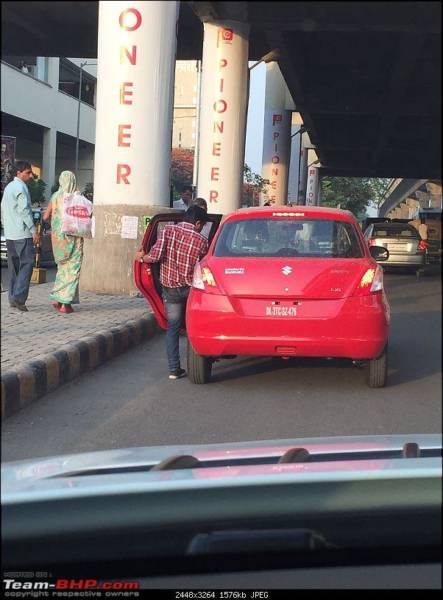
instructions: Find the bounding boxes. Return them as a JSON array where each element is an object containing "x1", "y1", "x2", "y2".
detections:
[{"x1": 48, "y1": 172, "x2": 84, "y2": 305}]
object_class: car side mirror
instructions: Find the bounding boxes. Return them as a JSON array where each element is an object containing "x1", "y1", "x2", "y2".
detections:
[{"x1": 369, "y1": 246, "x2": 389, "y2": 261}]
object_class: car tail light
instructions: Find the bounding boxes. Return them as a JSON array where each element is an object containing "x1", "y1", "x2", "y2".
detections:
[
  {"x1": 192, "y1": 263, "x2": 219, "y2": 292},
  {"x1": 418, "y1": 240, "x2": 427, "y2": 251},
  {"x1": 354, "y1": 266, "x2": 384, "y2": 296}
]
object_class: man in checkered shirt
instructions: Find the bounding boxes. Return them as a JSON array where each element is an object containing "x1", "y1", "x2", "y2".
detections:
[{"x1": 135, "y1": 205, "x2": 208, "y2": 380}]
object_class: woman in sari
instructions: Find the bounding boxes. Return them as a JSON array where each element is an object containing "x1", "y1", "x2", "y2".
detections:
[{"x1": 43, "y1": 171, "x2": 84, "y2": 314}]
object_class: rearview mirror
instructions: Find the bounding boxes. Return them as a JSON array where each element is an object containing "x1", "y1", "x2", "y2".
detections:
[{"x1": 369, "y1": 246, "x2": 389, "y2": 261}]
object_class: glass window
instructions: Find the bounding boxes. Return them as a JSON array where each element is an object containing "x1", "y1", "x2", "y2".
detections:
[
  {"x1": 214, "y1": 219, "x2": 364, "y2": 258},
  {"x1": 3, "y1": 56, "x2": 48, "y2": 83},
  {"x1": 58, "y1": 59, "x2": 96, "y2": 107},
  {"x1": 374, "y1": 225, "x2": 418, "y2": 238}
]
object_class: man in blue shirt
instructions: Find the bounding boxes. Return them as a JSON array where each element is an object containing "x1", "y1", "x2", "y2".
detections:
[{"x1": 1, "y1": 161, "x2": 40, "y2": 311}]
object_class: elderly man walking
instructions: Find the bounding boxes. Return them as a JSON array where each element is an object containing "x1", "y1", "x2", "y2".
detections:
[{"x1": 1, "y1": 161, "x2": 39, "y2": 311}]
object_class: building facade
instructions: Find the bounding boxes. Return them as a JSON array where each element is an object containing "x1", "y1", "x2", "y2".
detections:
[
  {"x1": 1, "y1": 56, "x2": 97, "y2": 197},
  {"x1": 172, "y1": 61, "x2": 198, "y2": 150},
  {"x1": 1, "y1": 57, "x2": 198, "y2": 201}
]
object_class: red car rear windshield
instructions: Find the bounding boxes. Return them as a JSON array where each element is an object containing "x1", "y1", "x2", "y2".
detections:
[{"x1": 213, "y1": 218, "x2": 364, "y2": 258}]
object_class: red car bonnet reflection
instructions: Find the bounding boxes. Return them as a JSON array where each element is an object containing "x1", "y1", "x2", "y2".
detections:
[
  {"x1": 192, "y1": 442, "x2": 388, "y2": 460},
  {"x1": 190, "y1": 442, "x2": 389, "y2": 478},
  {"x1": 191, "y1": 460, "x2": 388, "y2": 479}
]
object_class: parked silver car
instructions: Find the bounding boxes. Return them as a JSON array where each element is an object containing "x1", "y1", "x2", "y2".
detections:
[{"x1": 364, "y1": 222, "x2": 426, "y2": 275}]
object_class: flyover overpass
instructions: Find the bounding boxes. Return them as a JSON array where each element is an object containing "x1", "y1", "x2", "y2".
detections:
[
  {"x1": 2, "y1": 1, "x2": 441, "y2": 180},
  {"x1": 378, "y1": 179, "x2": 442, "y2": 218}
]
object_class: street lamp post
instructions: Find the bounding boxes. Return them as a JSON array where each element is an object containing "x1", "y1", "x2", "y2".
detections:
[
  {"x1": 192, "y1": 60, "x2": 202, "y2": 194},
  {"x1": 249, "y1": 48, "x2": 281, "y2": 71},
  {"x1": 292, "y1": 126, "x2": 307, "y2": 204},
  {"x1": 291, "y1": 125, "x2": 306, "y2": 139},
  {"x1": 75, "y1": 60, "x2": 97, "y2": 176}
]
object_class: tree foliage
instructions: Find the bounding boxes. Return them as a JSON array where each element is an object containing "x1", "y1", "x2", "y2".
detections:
[
  {"x1": 320, "y1": 177, "x2": 391, "y2": 218},
  {"x1": 26, "y1": 177, "x2": 47, "y2": 206},
  {"x1": 83, "y1": 182, "x2": 94, "y2": 202},
  {"x1": 169, "y1": 152, "x2": 270, "y2": 206},
  {"x1": 242, "y1": 164, "x2": 269, "y2": 206},
  {"x1": 171, "y1": 148, "x2": 194, "y2": 200}
]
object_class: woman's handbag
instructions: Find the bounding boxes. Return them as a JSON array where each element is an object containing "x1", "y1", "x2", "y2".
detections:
[{"x1": 61, "y1": 192, "x2": 93, "y2": 238}]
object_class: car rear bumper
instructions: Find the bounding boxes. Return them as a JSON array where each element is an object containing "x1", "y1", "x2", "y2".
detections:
[
  {"x1": 381, "y1": 253, "x2": 425, "y2": 267},
  {"x1": 187, "y1": 291, "x2": 389, "y2": 360}
]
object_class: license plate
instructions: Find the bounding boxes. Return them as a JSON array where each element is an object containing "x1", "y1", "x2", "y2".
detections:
[
  {"x1": 265, "y1": 305, "x2": 297, "y2": 317},
  {"x1": 388, "y1": 244, "x2": 407, "y2": 250}
]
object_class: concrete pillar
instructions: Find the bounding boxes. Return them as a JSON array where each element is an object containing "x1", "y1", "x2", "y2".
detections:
[
  {"x1": 406, "y1": 197, "x2": 420, "y2": 220},
  {"x1": 305, "y1": 166, "x2": 319, "y2": 206},
  {"x1": 398, "y1": 202, "x2": 409, "y2": 219},
  {"x1": 298, "y1": 133, "x2": 309, "y2": 204},
  {"x1": 80, "y1": 1, "x2": 179, "y2": 295},
  {"x1": 261, "y1": 63, "x2": 292, "y2": 206},
  {"x1": 287, "y1": 125, "x2": 302, "y2": 204},
  {"x1": 36, "y1": 57, "x2": 47, "y2": 82},
  {"x1": 197, "y1": 20, "x2": 250, "y2": 214},
  {"x1": 47, "y1": 57, "x2": 60, "y2": 88},
  {"x1": 42, "y1": 128, "x2": 57, "y2": 201},
  {"x1": 425, "y1": 181, "x2": 442, "y2": 209}
]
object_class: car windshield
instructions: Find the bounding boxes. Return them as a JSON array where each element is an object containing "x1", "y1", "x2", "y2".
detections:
[{"x1": 213, "y1": 218, "x2": 364, "y2": 258}]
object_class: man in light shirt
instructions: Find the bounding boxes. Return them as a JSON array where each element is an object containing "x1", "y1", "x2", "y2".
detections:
[
  {"x1": 193, "y1": 197, "x2": 211, "y2": 238},
  {"x1": 1, "y1": 161, "x2": 40, "y2": 311},
  {"x1": 173, "y1": 185, "x2": 193, "y2": 211}
]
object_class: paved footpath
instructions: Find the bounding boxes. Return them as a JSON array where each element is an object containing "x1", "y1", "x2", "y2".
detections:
[{"x1": 1, "y1": 281, "x2": 159, "y2": 420}]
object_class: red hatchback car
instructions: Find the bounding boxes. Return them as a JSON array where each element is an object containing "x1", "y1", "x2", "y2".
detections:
[{"x1": 135, "y1": 206, "x2": 391, "y2": 388}]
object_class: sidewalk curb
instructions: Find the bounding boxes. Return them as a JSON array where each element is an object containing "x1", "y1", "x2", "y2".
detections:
[{"x1": 1, "y1": 314, "x2": 160, "y2": 421}]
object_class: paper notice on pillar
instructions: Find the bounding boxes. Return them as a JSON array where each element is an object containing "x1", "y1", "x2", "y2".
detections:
[
  {"x1": 91, "y1": 216, "x2": 96, "y2": 238},
  {"x1": 121, "y1": 216, "x2": 139, "y2": 239}
]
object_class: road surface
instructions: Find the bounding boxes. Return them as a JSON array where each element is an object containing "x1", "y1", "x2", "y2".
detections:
[{"x1": 2, "y1": 267, "x2": 441, "y2": 462}]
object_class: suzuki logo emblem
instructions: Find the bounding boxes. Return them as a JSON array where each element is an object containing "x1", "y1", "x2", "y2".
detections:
[{"x1": 282, "y1": 266, "x2": 292, "y2": 275}]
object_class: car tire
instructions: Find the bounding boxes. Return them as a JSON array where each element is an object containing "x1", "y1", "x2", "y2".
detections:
[
  {"x1": 366, "y1": 346, "x2": 388, "y2": 388},
  {"x1": 187, "y1": 340, "x2": 212, "y2": 384}
]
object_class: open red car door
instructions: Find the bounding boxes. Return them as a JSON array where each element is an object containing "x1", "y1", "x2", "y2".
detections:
[{"x1": 134, "y1": 213, "x2": 222, "y2": 329}]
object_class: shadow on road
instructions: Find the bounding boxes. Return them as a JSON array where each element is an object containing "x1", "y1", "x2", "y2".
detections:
[
  {"x1": 387, "y1": 310, "x2": 441, "y2": 386},
  {"x1": 211, "y1": 306, "x2": 441, "y2": 387},
  {"x1": 211, "y1": 355, "x2": 356, "y2": 384}
]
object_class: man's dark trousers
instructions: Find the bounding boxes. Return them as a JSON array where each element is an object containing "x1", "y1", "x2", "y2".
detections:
[
  {"x1": 162, "y1": 286, "x2": 190, "y2": 372},
  {"x1": 6, "y1": 238, "x2": 35, "y2": 305}
]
